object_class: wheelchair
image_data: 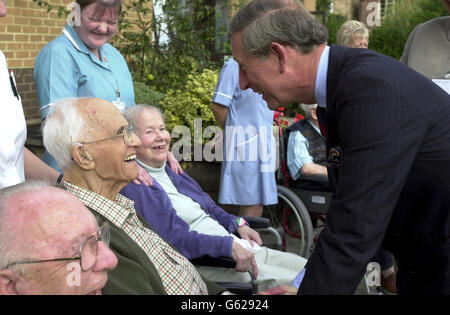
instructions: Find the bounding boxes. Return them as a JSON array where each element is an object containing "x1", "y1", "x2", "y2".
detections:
[
  {"x1": 191, "y1": 215, "x2": 274, "y2": 294},
  {"x1": 258, "y1": 119, "x2": 332, "y2": 259}
]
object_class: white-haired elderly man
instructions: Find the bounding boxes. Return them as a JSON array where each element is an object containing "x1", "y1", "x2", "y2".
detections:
[
  {"x1": 42, "y1": 97, "x2": 227, "y2": 295},
  {"x1": 0, "y1": 180, "x2": 118, "y2": 295}
]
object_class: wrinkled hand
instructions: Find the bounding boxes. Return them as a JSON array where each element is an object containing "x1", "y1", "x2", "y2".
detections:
[
  {"x1": 132, "y1": 163, "x2": 153, "y2": 186},
  {"x1": 167, "y1": 151, "x2": 183, "y2": 175},
  {"x1": 257, "y1": 285, "x2": 298, "y2": 295},
  {"x1": 231, "y1": 241, "x2": 258, "y2": 279},
  {"x1": 237, "y1": 225, "x2": 262, "y2": 247}
]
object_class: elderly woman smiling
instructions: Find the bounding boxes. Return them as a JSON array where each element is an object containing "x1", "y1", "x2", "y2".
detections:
[{"x1": 120, "y1": 104, "x2": 307, "y2": 291}]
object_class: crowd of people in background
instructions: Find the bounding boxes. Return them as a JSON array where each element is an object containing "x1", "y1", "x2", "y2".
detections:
[{"x1": 0, "y1": 0, "x2": 449, "y2": 295}]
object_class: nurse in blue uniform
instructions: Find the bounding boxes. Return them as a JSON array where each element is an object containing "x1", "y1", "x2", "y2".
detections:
[
  {"x1": 34, "y1": 0, "x2": 134, "y2": 171},
  {"x1": 211, "y1": 58, "x2": 277, "y2": 216}
]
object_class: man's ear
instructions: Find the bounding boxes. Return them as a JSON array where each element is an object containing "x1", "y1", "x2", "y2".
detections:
[
  {"x1": 71, "y1": 144, "x2": 95, "y2": 170},
  {"x1": 0, "y1": 271, "x2": 21, "y2": 295},
  {"x1": 270, "y1": 42, "x2": 288, "y2": 73}
]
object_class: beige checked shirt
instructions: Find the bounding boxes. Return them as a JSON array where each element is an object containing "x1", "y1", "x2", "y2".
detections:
[{"x1": 65, "y1": 182, "x2": 208, "y2": 295}]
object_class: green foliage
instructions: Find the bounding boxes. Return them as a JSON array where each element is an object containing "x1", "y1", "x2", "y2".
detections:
[
  {"x1": 316, "y1": 0, "x2": 332, "y2": 13},
  {"x1": 325, "y1": 13, "x2": 348, "y2": 45},
  {"x1": 369, "y1": 0, "x2": 448, "y2": 59},
  {"x1": 134, "y1": 81, "x2": 165, "y2": 107},
  {"x1": 31, "y1": 0, "x2": 68, "y2": 16},
  {"x1": 113, "y1": 0, "x2": 219, "y2": 94},
  {"x1": 161, "y1": 68, "x2": 220, "y2": 146}
]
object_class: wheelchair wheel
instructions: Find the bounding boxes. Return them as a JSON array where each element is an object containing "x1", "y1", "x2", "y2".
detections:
[{"x1": 261, "y1": 185, "x2": 314, "y2": 258}]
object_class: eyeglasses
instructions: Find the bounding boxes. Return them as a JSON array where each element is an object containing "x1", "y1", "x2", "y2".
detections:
[
  {"x1": 75, "y1": 124, "x2": 137, "y2": 147},
  {"x1": 5, "y1": 222, "x2": 110, "y2": 272}
]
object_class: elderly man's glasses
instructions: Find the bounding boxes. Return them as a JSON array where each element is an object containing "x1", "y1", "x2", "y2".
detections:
[
  {"x1": 5, "y1": 222, "x2": 110, "y2": 272},
  {"x1": 76, "y1": 124, "x2": 136, "y2": 147}
]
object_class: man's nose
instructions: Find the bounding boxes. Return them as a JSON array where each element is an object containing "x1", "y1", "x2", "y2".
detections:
[{"x1": 93, "y1": 241, "x2": 118, "y2": 272}]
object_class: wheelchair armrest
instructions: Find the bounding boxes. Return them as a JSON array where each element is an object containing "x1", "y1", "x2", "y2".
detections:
[
  {"x1": 190, "y1": 256, "x2": 236, "y2": 269},
  {"x1": 191, "y1": 256, "x2": 257, "y2": 294},
  {"x1": 242, "y1": 216, "x2": 270, "y2": 229},
  {"x1": 299, "y1": 174, "x2": 329, "y2": 184}
]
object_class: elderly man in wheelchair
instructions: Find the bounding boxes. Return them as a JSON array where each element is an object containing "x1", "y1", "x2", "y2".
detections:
[
  {"x1": 286, "y1": 104, "x2": 328, "y2": 189},
  {"x1": 285, "y1": 104, "x2": 332, "y2": 222},
  {"x1": 258, "y1": 104, "x2": 331, "y2": 262}
]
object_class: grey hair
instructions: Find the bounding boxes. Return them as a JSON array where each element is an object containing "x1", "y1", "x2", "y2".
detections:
[
  {"x1": 229, "y1": 0, "x2": 328, "y2": 57},
  {"x1": 0, "y1": 180, "x2": 55, "y2": 272},
  {"x1": 337, "y1": 20, "x2": 369, "y2": 47},
  {"x1": 42, "y1": 98, "x2": 87, "y2": 170},
  {"x1": 300, "y1": 103, "x2": 317, "y2": 120},
  {"x1": 229, "y1": 0, "x2": 304, "y2": 35},
  {"x1": 122, "y1": 104, "x2": 165, "y2": 127}
]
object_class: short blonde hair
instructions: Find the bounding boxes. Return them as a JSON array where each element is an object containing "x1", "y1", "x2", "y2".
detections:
[{"x1": 337, "y1": 20, "x2": 369, "y2": 47}]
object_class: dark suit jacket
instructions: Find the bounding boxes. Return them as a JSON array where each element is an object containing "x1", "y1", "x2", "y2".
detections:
[{"x1": 298, "y1": 45, "x2": 450, "y2": 295}]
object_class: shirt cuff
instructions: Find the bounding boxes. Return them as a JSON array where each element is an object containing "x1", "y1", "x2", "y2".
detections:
[{"x1": 291, "y1": 268, "x2": 306, "y2": 289}]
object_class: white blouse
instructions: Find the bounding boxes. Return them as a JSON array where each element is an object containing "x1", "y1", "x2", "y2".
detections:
[{"x1": 0, "y1": 51, "x2": 27, "y2": 189}]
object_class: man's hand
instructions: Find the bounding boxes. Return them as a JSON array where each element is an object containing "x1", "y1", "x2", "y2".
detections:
[
  {"x1": 237, "y1": 225, "x2": 262, "y2": 247},
  {"x1": 231, "y1": 241, "x2": 258, "y2": 278},
  {"x1": 257, "y1": 285, "x2": 298, "y2": 295},
  {"x1": 132, "y1": 163, "x2": 153, "y2": 186}
]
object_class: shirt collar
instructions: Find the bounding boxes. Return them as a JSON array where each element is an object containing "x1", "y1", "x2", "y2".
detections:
[
  {"x1": 307, "y1": 119, "x2": 321, "y2": 134},
  {"x1": 63, "y1": 24, "x2": 91, "y2": 55},
  {"x1": 64, "y1": 181, "x2": 136, "y2": 228},
  {"x1": 137, "y1": 159, "x2": 166, "y2": 173},
  {"x1": 314, "y1": 45, "x2": 330, "y2": 109}
]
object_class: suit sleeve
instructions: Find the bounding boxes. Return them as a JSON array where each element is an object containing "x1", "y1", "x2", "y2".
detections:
[{"x1": 299, "y1": 72, "x2": 428, "y2": 294}]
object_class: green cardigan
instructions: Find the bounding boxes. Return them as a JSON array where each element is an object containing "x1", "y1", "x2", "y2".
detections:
[{"x1": 90, "y1": 207, "x2": 225, "y2": 295}]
